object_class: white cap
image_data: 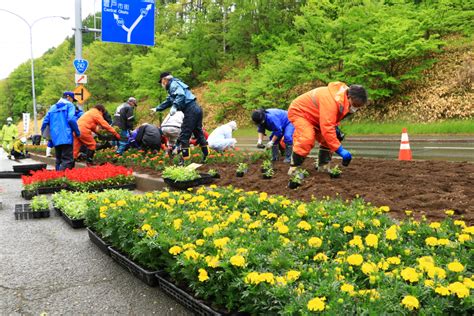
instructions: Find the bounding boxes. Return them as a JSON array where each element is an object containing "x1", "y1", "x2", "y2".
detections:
[
  {"x1": 20, "y1": 137, "x2": 27, "y2": 143},
  {"x1": 128, "y1": 97, "x2": 137, "y2": 104},
  {"x1": 7, "y1": 117, "x2": 13, "y2": 122},
  {"x1": 228, "y1": 121, "x2": 237, "y2": 131}
]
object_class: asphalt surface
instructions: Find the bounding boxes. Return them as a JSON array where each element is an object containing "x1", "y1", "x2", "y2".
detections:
[{"x1": 0, "y1": 152, "x2": 191, "y2": 315}]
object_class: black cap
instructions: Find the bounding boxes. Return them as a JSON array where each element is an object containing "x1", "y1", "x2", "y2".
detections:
[
  {"x1": 251, "y1": 110, "x2": 265, "y2": 125},
  {"x1": 159, "y1": 72, "x2": 171, "y2": 83}
]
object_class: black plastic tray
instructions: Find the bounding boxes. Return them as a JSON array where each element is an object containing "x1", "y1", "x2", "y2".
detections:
[
  {"x1": 0, "y1": 171, "x2": 23, "y2": 178},
  {"x1": 87, "y1": 228, "x2": 110, "y2": 256},
  {"x1": 109, "y1": 247, "x2": 160, "y2": 287},
  {"x1": 163, "y1": 174, "x2": 214, "y2": 190},
  {"x1": 14, "y1": 204, "x2": 50, "y2": 220},
  {"x1": 155, "y1": 273, "x2": 222, "y2": 316},
  {"x1": 55, "y1": 208, "x2": 86, "y2": 229},
  {"x1": 12, "y1": 163, "x2": 47, "y2": 175},
  {"x1": 21, "y1": 190, "x2": 37, "y2": 200}
]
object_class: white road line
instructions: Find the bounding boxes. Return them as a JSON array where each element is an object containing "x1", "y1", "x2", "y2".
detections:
[{"x1": 423, "y1": 147, "x2": 474, "y2": 150}]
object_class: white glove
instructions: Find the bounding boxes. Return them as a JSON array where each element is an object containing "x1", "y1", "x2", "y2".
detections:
[
  {"x1": 150, "y1": 108, "x2": 157, "y2": 113},
  {"x1": 265, "y1": 140, "x2": 274, "y2": 149},
  {"x1": 170, "y1": 106, "x2": 177, "y2": 116}
]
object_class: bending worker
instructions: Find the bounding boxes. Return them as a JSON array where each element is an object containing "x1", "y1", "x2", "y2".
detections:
[
  {"x1": 287, "y1": 82, "x2": 368, "y2": 174},
  {"x1": 10, "y1": 137, "x2": 28, "y2": 160},
  {"x1": 151, "y1": 72, "x2": 208, "y2": 163},
  {"x1": 74, "y1": 104, "x2": 121, "y2": 165},
  {"x1": 251, "y1": 108, "x2": 294, "y2": 163},
  {"x1": 129, "y1": 123, "x2": 163, "y2": 152},
  {"x1": 1, "y1": 117, "x2": 17, "y2": 158},
  {"x1": 208, "y1": 121, "x2": 237, "y2": 152}
]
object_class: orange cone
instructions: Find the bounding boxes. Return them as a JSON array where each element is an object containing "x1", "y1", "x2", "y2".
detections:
[{"x1": 398, "y1": 128, "x2": 412, "y2": 161}]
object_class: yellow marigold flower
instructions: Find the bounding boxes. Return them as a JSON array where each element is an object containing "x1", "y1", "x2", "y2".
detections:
[
  {"x1": 407, "y1": 230, "x2": 416, "y2": 235},
  {"x1": 313, "y1": 253, "x2": 328, "y2": 262},
  {"x1": 347, "y1": 254, "x2": 364, "y2": 266},
  {"x1": 427, "y1": 267, "x2": 446, "y2": 280},
  {"x1": 173, "y1": 218, "x2": 182, "y2": 230},
  {"x1": 280, "y1": 199, "x2": 291, "y2": 207},
  {"x1": 205, "y1": 255, "x2": 220, "y2": 268},
  {"x1": 417, "y1": 256, "x2": 435, "y2": 272},
  {"x1": 259, "y1": 192, "x2": 268, "y2": 201},
  {"x1": 405, "y1": 210, "x2": 413, "y2": 216},
  {"x1": 285, "y1": 270, "x2": 301, "y2": 282},
  {"x1": 182, "y1": 243, "x2": 196, "y2": 250},
  {"x1": 435, "y1": 286, "x2": 450, "y2": 296},
  {"x1": 99, "y1": 212, "x2": 107, "y2": 219},
  {"x1": 307, "y1": 297, "x2": 326, "y2": 312},
  {"x1": 296, "y1": 204, "x2": 307, "y2": 217},
  {"x1": 203, "y1": 226, "x2": 217, "y2": 237},
  {"x1": 332, "y1": 223, "x2": 341, "y2": 228},
  {"x1": 268, "y1": 198, "x2": 277, "y2": 204},
  {"x1": 379, "y1": 206, "x2": 390, "y2": 212},
  {"x1": 462, "y1": 226, "x2": 473, "y2": 234},
  {"x1": 116, "y1": 200, "x2": 126, "y2": 207},
  {"x1": 260, "y1": 272, "x2": 275, "y2": 284},
  {"x1": 447, "y1": 261, "x2": 464, "y2": 272},
  {"x1": 103, "y1": 198, "x2": 110, "y2": 204},
  {"x1": 278, "y1": 224, "x2": 289, "y2": 234},
  {"x1": 141, "y1": 223, "x2": 151, "y2": 231},
  {"x1": 237, "y1": 248, "x2": 248, "y2": 254},
  {"x1": 198, "y1": 268, "x2": 209, "y2": 282},
  {"x1": 448, "y1": 282, "x2": 470, "y2": 298},
  {"x1": 242, "y1": 213, "x2": 251, "y2": 222},
  {"x1": 437, "y1": 238, "x2": 449, "y2": 246},
  {"x1": 109, "y1": 203, "x2": 116, "y2": 208},
  {"x1": 244, "y1": 272, "x2": 260, "y2": 285},
  {"x1": 297, "y1": 221, "x2": 312, "y2": 231},
  {"x1": 361, "y1": 262, "x2": 378, "y2": 275},
  {"x1": 276, "y1": 276, "x2": 287, "y2": 286},
  {"x1": 365, "y1": 234, "x2": 378, "y2": 248},
  {"x1": 401, "y1": 267, "x2": 420, "y2": 283},
  {"x1": 169, "y1": 246, "x2": 183, "y2": 255},
  {"x1": 425, "y1": 237, "x2": 438, "y2": 246},
  {"x1": 183, "y1": 249, "x2": 200, "y2": 261},
  {"x1": 99, "y1": 206, "x2": 108, "y2": 212},
  {"x1": 308, "y1": 237, "x2": 323, "y2": 248},
  {"x1": 445, "y1": 209, "x2": 454, "y2": 216},
  {"x1": 378, "y1": 260, "x2": 389, "y2": 271},
  {"x1": 372, "y1": 219, "x2": 381, "y2": 227},
  {"x1": 463, "y1": 277, "x2": 474, "y2": 289},
  {"x1": 401, "y1": 295, "x2": 419, "y2": 311},
  {"x1": 213, "y1": 237, "x2": 230, "y2": 248},
  {"x1": 424, "y1": 279, "x2": 434, "y2": 288},
  {"x1": 349, "y1": 236, "x2": 364, "y2": 249},
  {"x1": 146, "y1": 229, "x2": 157, "y2": 238},
  {"x1": 385, "y1": 225, "x2": 398, "y2": 240},
  {"x1": 248, "y1": 220, "x2": 262, "y2": 229},
  {"x1": 454, "y1": 220, "x2": 467, "y2": 228},
  {"x1": 458, "y1": 234, "x2": 471, "y2": 243},
  {"x1": 341, "y1": 283, "x2": 355, "y2": 293},
  {"x1": 195, "y1": 239, "x2": 205, "y2": 246},
  {"x1": 260, "y1": 210, "x2": 268, "y2": 216},
  {"x1": 229, "y1": 255, "x2": 245, "y2": 267},
  {"x1": 343, "y1": 226, "x2": 354, "y2": 233},
  {"x1": 387, "y1": 257, "x2": 401, "y2": 265},
  {"x1": 281, "y1": 237, "x2": 290, "y2": 245}
]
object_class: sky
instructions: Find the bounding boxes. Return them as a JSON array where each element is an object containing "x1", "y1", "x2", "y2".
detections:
[{"x1": 0, "y1": 0, "x2": 99, "y2": 80}]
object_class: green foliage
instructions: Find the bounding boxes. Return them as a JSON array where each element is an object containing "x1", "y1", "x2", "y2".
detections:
[
  {"x1": 162, "y1": 166, "x2": 200, "y2": 181},
  {"x1": 31, "y1": 195, "x2": 49, "y2": 211},
  {"x1": 236, "y1": 162, "x2": 248, "y2": 173}
]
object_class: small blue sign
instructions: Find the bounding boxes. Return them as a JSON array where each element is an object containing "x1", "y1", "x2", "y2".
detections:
[
  {"x1": 73, "y1": 59, "x2": 89, "y2": 74},
  {"x1": 102, "y1": 0, "x2": 155, "y2": 46}
]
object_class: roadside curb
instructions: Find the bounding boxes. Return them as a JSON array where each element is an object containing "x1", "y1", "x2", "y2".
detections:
[{"x1": 29, "y1": 153, "x2": 166, "y2": 192}]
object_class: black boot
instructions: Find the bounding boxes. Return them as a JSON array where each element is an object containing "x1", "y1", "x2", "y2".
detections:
[
  {"x1": 86, "y1": 149, "x2": 96, "y2": 166},
  {"x1": 317, "y1": 146, "x2": 332, "y2": 172},
  {"x1": 288, "y1": 152, "x2": 305, "y2": 175},
  {"x1": 179, "y1": 148, "x2": 189, "y2": 166},
  {"x1": 201, "y1": 145, "x2": 209, "y2": 163},
  {"x1": 284, "y1": 145, "x2": 293, "y2": 163},
  {"x1": 271, "y1": 144, "x2": 279, "y2": 161}
]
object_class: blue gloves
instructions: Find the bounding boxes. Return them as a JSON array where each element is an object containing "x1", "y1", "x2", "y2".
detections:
[{"x1": 336, "y1": 145, "x2": 352, "y2": 166}]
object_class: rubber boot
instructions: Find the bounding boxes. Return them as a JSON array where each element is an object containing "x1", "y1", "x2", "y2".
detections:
[
  {"x1": 46, "y1": 146, "x2": 52, "y2": 157},
  {"x1": 284, "y1": 144, "x2": 293, "y2": 163},
  {"x1": 288, "y1": 152, "x2": 305, "y2": 175},
  {"x1": 271, "y1": 144, "x2": 279, "y2": 161},
  {"x1": 317, "y1": 146, "x2": 332, "y2": 172},
  {"x1": 201, "y1": 145, "x2": 209, "y2": 163},
  {"x1": 179, "y1": 148, "x2": 190, "y2": 166},
  {"x1": 86, "y1": 149, "x2": 96, "y2": 166}
]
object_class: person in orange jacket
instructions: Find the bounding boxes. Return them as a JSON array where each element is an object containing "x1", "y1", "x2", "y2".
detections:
[
  {"x1": 73, "y1": 104, "x2": 121, "y2": 164},
  {"x1": 287, "y1": 82, "x2": 368, "y2": 175}
]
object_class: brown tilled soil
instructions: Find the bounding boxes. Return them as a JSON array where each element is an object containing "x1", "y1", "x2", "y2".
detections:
[{"x1": 196, "y1": 158, "x2": 474, "y2": 225}]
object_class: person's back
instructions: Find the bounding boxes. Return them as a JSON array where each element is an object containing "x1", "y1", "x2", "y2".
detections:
[
  {"x1": 113, "y1": 102, "x2": 134, "y2": 130},
  {"x1": 44, "y1": 100, "x2": 77, "y2": 146},
  {"x1": 208, "y1": 121, "x2": 237, "y2": 151}
]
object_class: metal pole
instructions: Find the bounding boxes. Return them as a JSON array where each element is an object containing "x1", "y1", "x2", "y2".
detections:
[
  {"x1": 75, "y1": 0, "x2": 83, "y2": 61},
  {"x1": 28, "y1": 27, "x2": 38, "y2": 135}
]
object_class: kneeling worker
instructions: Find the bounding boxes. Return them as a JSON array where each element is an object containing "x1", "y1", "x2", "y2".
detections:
[{"x1": 10, "y1": 137, "x2": 28, "y2": 159}]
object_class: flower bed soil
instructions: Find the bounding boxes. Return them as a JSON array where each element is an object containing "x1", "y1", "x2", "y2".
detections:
[{"x1": 198, "y1": 158, "x2": 474, "y2": 225}]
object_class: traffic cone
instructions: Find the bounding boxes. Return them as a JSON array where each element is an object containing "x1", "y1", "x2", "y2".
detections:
[{"x1": 398, "y1": 128, "x2": 412, "y2": 161}]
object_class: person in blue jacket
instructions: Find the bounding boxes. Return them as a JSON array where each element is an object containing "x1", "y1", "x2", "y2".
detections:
[
  {"x1": 252, "y1": 108, "x2": 295, "y2": 162},
  {"x1": 151, "y1": 72, "x2": 208, "y2": 163},
  {"x1": 41, "y1": 91, "x2": 81, "y2": 170}
]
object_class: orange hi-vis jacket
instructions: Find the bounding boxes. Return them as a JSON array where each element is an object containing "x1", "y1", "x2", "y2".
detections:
[
  {"x1": 288, "y1": 82, "x2": 350, "y2": 157},
  {"x1": 73, "y1": 108, "x2": 120, "y2": 158}
]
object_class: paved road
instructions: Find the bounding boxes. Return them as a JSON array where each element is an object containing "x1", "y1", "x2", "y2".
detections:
[
  {"x1": 235, "y1": 135, "x2": 474, "y2": 162},
  {"x1": 0, "y1": 154, "x2": 191, "y2": 315}
]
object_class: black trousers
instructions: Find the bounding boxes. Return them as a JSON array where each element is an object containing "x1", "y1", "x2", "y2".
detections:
[
  {"x1": 177, "y1": 102, "x2": 207, "y2": 148},
  {"x1": 55, "y1": 144, "x2": 75, "y2": 171}
]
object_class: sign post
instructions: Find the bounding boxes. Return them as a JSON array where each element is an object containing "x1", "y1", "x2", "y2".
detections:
[{"x1": 102, "y1": 0, "x2": 155, "y2": 46}]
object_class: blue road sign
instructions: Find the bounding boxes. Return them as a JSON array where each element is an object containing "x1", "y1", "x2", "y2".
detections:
[
  {"x1": 73, "y1": 59, "x2": 89, "y2": 74},
  {"x1": 102, "y1": 0, "x2": 155, "y2": 46}
]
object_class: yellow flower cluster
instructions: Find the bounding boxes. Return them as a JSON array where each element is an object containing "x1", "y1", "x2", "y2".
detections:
[
  {"x1": 307, "y1": 297, "x2": 326, "y2": 312},
  {"x1": 401, "y1": 295, "x2": 419, "y2": 310},
  {"x1": 244, "y1": 272, "x2": 275, "y2": 285},
  {"x1": 230, "y1": 255, "x2": 246, "y2": 267}
]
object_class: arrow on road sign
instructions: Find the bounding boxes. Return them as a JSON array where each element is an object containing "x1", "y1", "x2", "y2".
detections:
[
  {"x1": 73, "y1": 85, "x2": 91, "y2": 104},
  {"x1": 75, "y1": 74, "x2": 88, "y2": 84}
]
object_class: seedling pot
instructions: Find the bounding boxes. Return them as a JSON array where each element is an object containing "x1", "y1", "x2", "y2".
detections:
[
  {"x1": 236, "y1": 172, "x2": 245, "y2": 177},
  {"x1": 288, "y1": 181, "x2": 300, "y2": 189}
]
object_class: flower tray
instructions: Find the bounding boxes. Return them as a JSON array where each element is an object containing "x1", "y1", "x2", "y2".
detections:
[
  {"x1": 55, "y1": 208, "x2": 86, "y2": 229},
  {"x1": 12, "y1": 163, "x2": 47, "y2": 175},
  {"x1": 14, "y1": 204, "x2": 50, "y2": 220},
  {"x1": 109, "y1": 247, "x2": 160, "y2": 287},
  {"x1": 0, "y1": 171, "x2": 23, "y2": 178},
  {"x1": 87, "y1": 228, "x2": 110, "y2": 256},
  {"x1": 163, "y1": 174, "x2": 214, "y2": 191},
  {"x1": 288, "y1": 181, "x2": 301, "y2": 189},
  {"x1": 21, "y1": 190, "x2": 38, "y2": 200},
  {"x1": 155, "y1": 272, "x2": 222, "y2": 316}
]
